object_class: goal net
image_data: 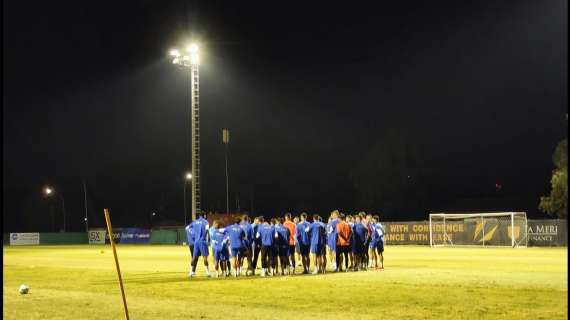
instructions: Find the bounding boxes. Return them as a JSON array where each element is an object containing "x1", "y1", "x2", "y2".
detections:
[{"x1": 429, "y1": 212, "x2": 528, "y2": 247}]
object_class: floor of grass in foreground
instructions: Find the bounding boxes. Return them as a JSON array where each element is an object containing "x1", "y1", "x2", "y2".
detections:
[{"x1": 3, "y1": 245, "x2": 568, "y2": 320}]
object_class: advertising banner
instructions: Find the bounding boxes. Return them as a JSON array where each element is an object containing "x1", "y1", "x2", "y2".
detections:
[
  {"x1": 10, "y1": 233, "x2": 40, "y2": 245},
  {"x1": 105, "y1": 228, "x2": 150, "y2": 244},
  {"x1": 88, "y1": 230, "x2": 106, "y2": 244},
  {"x1": 382, "y1": 219, "x2": 566, "y2": 246},
  {"x1": 383, "y1": 222, "x2": 431, "y2": 245},
  {"x1": 527, "y1": 220, "x2": 567, "y2": 246}
]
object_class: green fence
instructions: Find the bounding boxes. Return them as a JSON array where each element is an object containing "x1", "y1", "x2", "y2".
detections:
[
  {"x1": 149, "y1": 230, "x2": 178, "y2": 244},
  {"x1": 176, "y1": 228, "x2": 186, "y2": 244},
  {"x1": 40, "y1": 232, "x2": 88, "y2": 245}
]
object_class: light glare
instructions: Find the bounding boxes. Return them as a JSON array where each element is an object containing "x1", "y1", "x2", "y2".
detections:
[
  {"x1": 169, "y1": 49, "x2": 180, "y2": 57},
  {"x1": 188, "y1": 44, "x2": 199, "y2": 54}
]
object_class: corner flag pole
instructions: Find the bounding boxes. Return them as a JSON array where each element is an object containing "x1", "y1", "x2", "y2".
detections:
[{"x1": 104, "y1": 208, "x2": 130, "y2": 320}]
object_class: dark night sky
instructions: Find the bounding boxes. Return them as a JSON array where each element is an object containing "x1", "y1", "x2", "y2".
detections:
[{"x1": 3, "y1": 1, "x2": 567, "y2": 231}]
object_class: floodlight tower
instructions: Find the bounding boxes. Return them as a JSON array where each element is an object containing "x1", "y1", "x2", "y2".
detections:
[{"x1": 171, "y1": 44, "x2": 201, "y2": 221}]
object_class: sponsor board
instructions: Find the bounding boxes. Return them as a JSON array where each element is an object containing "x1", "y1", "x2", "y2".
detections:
[
  {"x1": 10, "y1": 233, "x2": 40, "y2": 245},
  {"x1": 383, "y1": 219, "x2": 566, "y2": 246},
  {"x1": 527, "y1": 220, "x2": 567, "y2": 246},
  {"x1": 105, "y1": 228, "x2": 150, "y2": 244},
  {"x1": 88, "y1": 230, "x2": 106, "y2": 244}
]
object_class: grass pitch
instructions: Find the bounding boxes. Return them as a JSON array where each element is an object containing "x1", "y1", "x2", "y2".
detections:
[{"x1": 3, "y1": 245, "x2": 567, "y2": 319}]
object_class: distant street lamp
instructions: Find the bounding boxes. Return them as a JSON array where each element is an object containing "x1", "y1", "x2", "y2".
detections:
[
  {"x1": 183, "y1": 172, "x2": 192, "y2": 225},
  {"x1": 170, "y1": 42, "x2": 201, "y2": 221},
  {"x1": 44, "y1": 186, "x2": 67, "y2": 232},
  {"x1": 83, "y1": 181, "x2": 89, "y2": 233}
]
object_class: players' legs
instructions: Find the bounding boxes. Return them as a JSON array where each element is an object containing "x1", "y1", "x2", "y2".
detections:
[
  {"x1": 230, "y1": 249, "x2": 239, "y2": 277},
  {"x1": 342, "y1": 247, "x2": 349, "y2": 271},
  {"x1": 295, "y1": 244, "x2": 302, "y2": 267},
  {"x1": 302, "y1": 246, "x2": 310, "y2": 273},
  {"x1": 352, "y1": 250, "x2": 359, "y2": 271},
  {"x1": 246, "y1": 248, "x2": 254, "y2": 275},
  {"x1": 238, "y1": 255, "x2": 245, "y2": 276},
  {"x1": 289, "y1": 245, "x2": 296, "y2": 274},
  {"x1": 231, "y1": 256, "x2": 238, "y2": 277},
  {"x1": 252, "y1": 243, "x2": 261, "y2": 271},
  {"x1": 310, "y1": 252, "x2": 318, "y2": 274},
  {"x1": 190, "y1": 242, "x2": 210, "y2": 277},
  {"x1": 279, "y1": 255, "x2": 287, "y2": 275},
  {"x1": 269, "y1": 247, "x2": 277, "y2": 275},
  {"x1": 322, "y1": 246, "x2": 327, "y2": 272},
  {"x1": 377, "y1": 244, "x2": 384, "y2": 269},
  {"x1": 190, "y1": 243, "x2": 200, "y2": 273},
  {"x1": 335, "y1": 247, "x2": 342, "y2": 271},
  {"x1": 213, "y1": 255, "x2": 220, "y2": 277},
  {"x1": 202, "y1": 244, "x2": 210, "y2": 274},
  {"x1": 191, "y1": 255, "x2": 199, "y2": 273},
  {"x1": 188, "y1": 245, "x2": 194, "y2": 274},
  {"x1": 260, "y1": 245, "x2": 268, "y2": 276},
  {"x1": 220, "y1": 258, "x2": 227, "y2": 276},
  {"x1": 369, "y1": 246, "x2": 377, "y2": 268}
]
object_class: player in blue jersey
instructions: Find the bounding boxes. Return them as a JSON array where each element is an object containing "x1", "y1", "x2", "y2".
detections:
[
  {"x1": 352, "y1": 215, "x2": 368, "y2": 271},
  {"x1": 364, "y1": 213, "x2": 373, "y2": 268},
  {"x1": 319, "y1": 216, "x2": 328, "y2": 272},
  {"x1": 240, "y1": 214, "x2": 255, "y2": 276},
  {"x1": 373, "y1": 215, "x2": 385, "y2": 270},
  {"x1": 208, "y1": 220, "x2": 218, "y2": 252},
  {"x1": 275, "y1": 217, "x2": 290, "y2": 275},
  {"x1": 327, "y1": 210, "x2": 340, "y2": 271},
  {"x1": 184, "y1": 222, "x2": 195, "y2": 262},
  {"x1": 224, "y1": 216, "x2": 247, "y2": 277},
  {"x1": 296, "y1": 212, "x2": 311, "y2": 274},
  {"x1": 210, "y1": 220, "x2": 230, "y2": 278},
  {"x1": 309, "y1": 214, "x2": 325, "y2": 274},
  {"x1": 368, "y1": 215, "x2": 383, "y2": 270},
  {"x1": 189, "y1": 213, "x2": 211, "y2": 278},
  {"x1": 258, "y1": 217, "x2": 277, "y2": 276},
  {"x1": 251, "y1": 216, "x2": 262, "y2": 274}
]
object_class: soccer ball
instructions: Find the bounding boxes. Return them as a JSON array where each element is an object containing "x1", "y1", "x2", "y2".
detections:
[{"x1": 19, "y1": 284, "x2": 29, "y2": 295}]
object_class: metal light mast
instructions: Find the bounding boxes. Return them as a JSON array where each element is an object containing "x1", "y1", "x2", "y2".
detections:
[
  {"x1": 171, "y1": 44, "x2": 201, "y2": 221},
  {"x1": 222, "y1": 129, "x2": 230, "y2": 214}
]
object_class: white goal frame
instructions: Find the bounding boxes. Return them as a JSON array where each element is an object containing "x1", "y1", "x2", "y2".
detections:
[{"x1": 429, "y1": 212, "x2": 528, "y2": 248}]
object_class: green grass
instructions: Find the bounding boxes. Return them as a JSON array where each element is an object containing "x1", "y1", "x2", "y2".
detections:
[{"x1": 3, "y1": 245, "x2": 567, "y2": 320}]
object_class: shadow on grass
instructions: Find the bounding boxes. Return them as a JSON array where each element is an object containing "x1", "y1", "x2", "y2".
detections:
[{"x1": 91, "y1": 271, "x2": 337, "y2": 285}]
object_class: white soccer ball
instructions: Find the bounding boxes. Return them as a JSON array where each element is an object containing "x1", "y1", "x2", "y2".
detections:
[{"x1": 19, "y1": 284, "x2": 29, "y2": 295}]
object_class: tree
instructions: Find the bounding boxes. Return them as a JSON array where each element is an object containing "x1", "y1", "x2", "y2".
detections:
[{"x1": 539, "y1": 139, "x2": 568, "y2": 219}]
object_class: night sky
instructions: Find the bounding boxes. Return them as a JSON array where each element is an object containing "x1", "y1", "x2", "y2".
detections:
[{"x1": 3, "y1": 1, "x2": 567, "y2": 231}]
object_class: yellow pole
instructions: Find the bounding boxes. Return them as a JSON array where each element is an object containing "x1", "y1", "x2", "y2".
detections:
[{"x1": 104, "y1": 208, "x2": 130, "y2": 320}]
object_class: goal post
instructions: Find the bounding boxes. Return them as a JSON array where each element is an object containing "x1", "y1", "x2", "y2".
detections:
[{"x1": 429, "y1": 212, "x2": 528, "y2": 248}]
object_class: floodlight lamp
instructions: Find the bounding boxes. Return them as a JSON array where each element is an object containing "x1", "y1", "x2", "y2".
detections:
[
  {"x1": 44, "y1": 187, "x2": 53, "y2": 195},
  {"x1": 169, "y1": 49, "x2": 180, "y2": 57},
  {"x1": 188, "y1": 44, "x2": 199, "y2": 54},
  {"x1": 185, "y1": 173, "x2": 193, "y2": 180},
  {"x1": 172, "y1": 58, "x2": 180, "y2": 64}
]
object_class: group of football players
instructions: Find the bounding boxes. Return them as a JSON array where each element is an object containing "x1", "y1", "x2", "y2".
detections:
[{"x1": 185, "y1": 210, "x2": 385, "y2": 278}]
